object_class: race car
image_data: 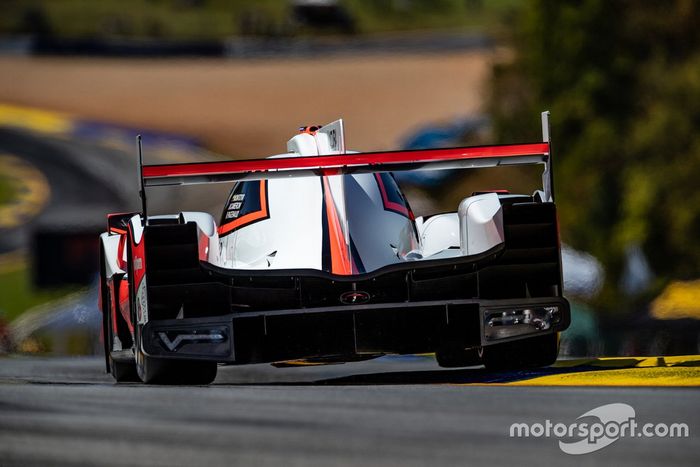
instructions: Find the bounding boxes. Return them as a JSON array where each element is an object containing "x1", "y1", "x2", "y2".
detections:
[{"x1": 98, "y1": 112, "x2": 570, "y2": 384}]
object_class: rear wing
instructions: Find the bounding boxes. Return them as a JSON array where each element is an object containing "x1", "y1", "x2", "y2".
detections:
[{"x1": 138, "y1": 111, "x2": 555, "y2": 219}]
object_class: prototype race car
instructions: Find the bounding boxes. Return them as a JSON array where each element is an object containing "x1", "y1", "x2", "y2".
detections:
[{"x1": 98, "y1": 112, "x2": 570, "y2": 384}]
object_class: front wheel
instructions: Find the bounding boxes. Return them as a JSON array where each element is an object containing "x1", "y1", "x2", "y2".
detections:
[
  {"x1": 482, "y1": 333, "x2": 559, "y2": 371},
  {"x1": 134, "y1": 325, "x2": 218, "y2": 385}
]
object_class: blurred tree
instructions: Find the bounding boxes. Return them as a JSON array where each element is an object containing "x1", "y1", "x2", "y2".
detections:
[
  {"x1": 18, "y1": 6, "x2": 53, "y2": 38},
  {"x1": 490, "y1": 0, "x2": 700, "y2": 313}
]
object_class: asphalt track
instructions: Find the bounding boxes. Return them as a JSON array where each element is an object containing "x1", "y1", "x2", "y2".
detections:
[{"x1": 0, "y1": 355, "x2": 698, "y2": 467}]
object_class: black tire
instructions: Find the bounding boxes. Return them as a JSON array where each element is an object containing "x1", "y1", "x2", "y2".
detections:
[
  {"x1": 99, "y1": 257, "x2": 110, "y2": 374},
  {"x1": 482, "y1": 333, "x2": 559, "y2": 371},
  {"x1": 106, "y1": 304, "x2": 138, "y2": 382},
  {"x1": 435, "y1": 344, "x2": 482, "y2": 368},
  {"x1": 134, "y1": 325, "x2": 218, "y2": 385},
  {"x1": 100, "y1": 249, "x2": 138, "y2": 383},
  {"x1": 109, "y1": 351, "x2": 139, "y2": 382}
]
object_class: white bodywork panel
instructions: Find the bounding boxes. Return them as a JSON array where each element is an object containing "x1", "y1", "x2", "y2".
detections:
[
  {"x1": 180, "y1": 211, "x2": 216, "y2": 237},
  {"x1": 417, "y1": 213, "x2": 460, "y2": 258},
  {"x1": 130, "y1": 214, "x2": 144, "y2": 244},
  {"x1": 458, "y1": 193, "x2": 505, "y2": 256},
  {"x1": 100, "y1": 232, "x2": 124, "y2": 279},
  {"x1": 343, "y1": 172, "x2": 418, "y2": 270},
  {"x1": 180, "y1": 211, "x2": 220, "y2": 264},
  {"x1": 221, "y1": 177, "x2": 323, "y2": 269}
]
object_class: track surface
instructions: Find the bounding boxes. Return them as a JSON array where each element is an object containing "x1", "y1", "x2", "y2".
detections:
[{"x1": 0, "y1": 356, "x2": 698, "y2": 466}]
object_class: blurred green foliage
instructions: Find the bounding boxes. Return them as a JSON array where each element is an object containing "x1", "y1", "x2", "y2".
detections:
[
  {"x1": 0, "y1": 261, "x2": 78, "y2": 322},
  {"x1": 0, "y1": 0, "x2": 287, "y2": 39},
  {"x1": 0, "y1": 176, "x2": 15, "y2": 205},
  {"x1": 342, "y1": 0, "x2": 521, "y2": 33},
  {"x1": 490, "y1": 0, "x2": 700, "y2": 311},
  {"x1": 0, "y1": 0, "x2": 521, "y2": 39}
]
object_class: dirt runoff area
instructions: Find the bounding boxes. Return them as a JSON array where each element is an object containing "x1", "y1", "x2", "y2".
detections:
[{"x1": 0, "y1": 52, "x2": 492, "y2": 156}]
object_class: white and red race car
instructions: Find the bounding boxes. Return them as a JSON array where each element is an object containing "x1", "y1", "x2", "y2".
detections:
[{"x1": 99, "y1": 112, "x2": 570, "y2": 384}]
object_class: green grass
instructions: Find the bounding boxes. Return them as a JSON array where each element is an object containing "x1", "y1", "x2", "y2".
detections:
[
  {"x1": 343, "y1": 0, "x2": 522, "y2": 34},
  {"x1": 0, "y1": 259, "x2": 79, "y2": 323},
  {"x1": 0, "y1": 175, "x2": 15, "y2": 206},
  {"x1": 0, "y1": 0, "x2": 523, "y2": 40}
]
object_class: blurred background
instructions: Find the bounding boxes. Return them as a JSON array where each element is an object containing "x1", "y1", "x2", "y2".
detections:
[{"x1": 0, "y1": 0, "x2": 699, "y2": 358}]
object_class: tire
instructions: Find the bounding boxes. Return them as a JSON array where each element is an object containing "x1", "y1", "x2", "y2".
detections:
[
  {"x1": 482, "y1": 333, "x2": 559, "y2": 371},
  {"x1": 106, "y1": 304, "x2": 138, "y2": 382},
  {"x1": 109, "y1": 351, "x2": 139, "y2": 382},
  {"x1": 134, "y1": 325, "x2": 218, "y2": 385},
  {"x1": 100, "y1": 250, "x2": 138, "y2": 383},
  {"x1": 435, "y1": 344, "x2": 482, "y2": 368},
  {"x1": 99, "y1": 261, "x2": 110, "y2": 374}
]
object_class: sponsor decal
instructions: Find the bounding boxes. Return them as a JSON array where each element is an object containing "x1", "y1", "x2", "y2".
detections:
[
  {"x1": 219, "y1": 180, "x2": 269, "y2": 236},
  {"x1": 339, "y1": 290, "x2": 370, "y2": 305},
  {"x1": 159, "y1": 331, "x2": 226, "y2": 352},
  {"x1": 135, "y1": 278, "x2": 148, "y2": 325},
  {"x1": 328, "y1": 128, "x2": 338, "y2": 150}
]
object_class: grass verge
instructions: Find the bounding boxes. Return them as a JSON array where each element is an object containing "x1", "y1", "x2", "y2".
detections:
[
  {"x1": 0, "y1": 174, "x2": 16, "y2": 206},
  {"x1": 0, "y1": 254, "x2": 79, "y2": 323},
  {"x1": 0, "y1": 0, "x2": 522, "y2": 40}
]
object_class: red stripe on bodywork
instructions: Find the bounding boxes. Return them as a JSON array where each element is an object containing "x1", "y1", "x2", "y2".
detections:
[
  {"x1": 322, "y1": 177, "x2": 352, "y2": 275},
  {"x1": 374, "y1": 173, "x2": 410, "y2": 218},
  {"x1": 116, "y1": 234, "x2": 127, "y2": 271},
  {"x1": 117, "y1": 279, "x2": 132, "y2": 333}
]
